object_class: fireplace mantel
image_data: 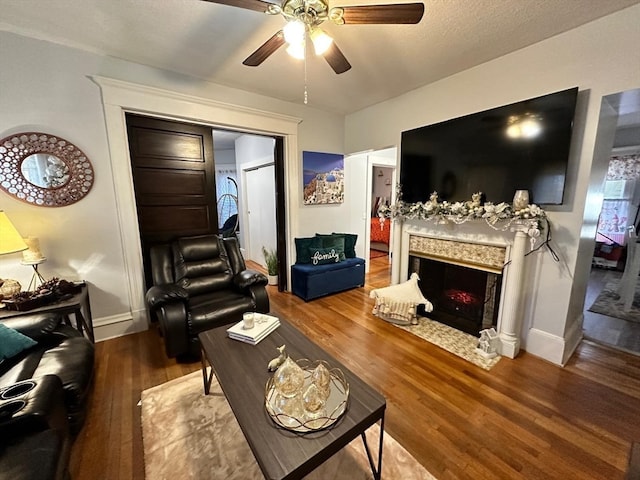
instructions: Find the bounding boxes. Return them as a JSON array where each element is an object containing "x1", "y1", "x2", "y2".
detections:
[{"x1": 397, "y1": 218, "x2": 535, "y2": 358}]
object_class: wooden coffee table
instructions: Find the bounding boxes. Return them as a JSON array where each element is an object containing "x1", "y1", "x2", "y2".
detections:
[{"x1": 198, "y1": 317, "x2": 387, "y2": 480}]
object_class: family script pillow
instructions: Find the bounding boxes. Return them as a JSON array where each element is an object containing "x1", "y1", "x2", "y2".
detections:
[{"x1": 308, "y1": 247, "x2": 346, "y2": 265}]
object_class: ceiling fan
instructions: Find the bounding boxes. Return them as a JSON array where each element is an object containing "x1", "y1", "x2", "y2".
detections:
[{"x1": 201, "y1": 0, "x2": 425, "y2": 74}]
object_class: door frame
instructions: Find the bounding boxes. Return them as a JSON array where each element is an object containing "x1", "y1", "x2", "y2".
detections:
[{"x1": 92, "y1": 76, "x2": 301, "y2": 329}]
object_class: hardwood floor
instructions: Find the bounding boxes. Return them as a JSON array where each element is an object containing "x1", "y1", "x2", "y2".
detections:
[{"x1": 69, "y1": 256, "x2": 640, "y2": 479}]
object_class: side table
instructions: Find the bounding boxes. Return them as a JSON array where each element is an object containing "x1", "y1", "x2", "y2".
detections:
[{"x1": 0, "y1": 283, "x2": 94, "y2": 343}]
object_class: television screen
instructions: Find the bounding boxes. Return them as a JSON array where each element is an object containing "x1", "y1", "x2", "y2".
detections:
[{"x1": 400, "y1": 87, "x2": 578, "y2": 205}]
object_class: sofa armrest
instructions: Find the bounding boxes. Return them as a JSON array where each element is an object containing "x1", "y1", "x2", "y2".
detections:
[
  {"x1": 145, "y1": 284, "x2": 189, "y2": 310},
  {"x1": 0, "y1": 313, "x2": 62, "y2": 343},
  {"x1": 233, "y1": 269, "x2": 268, "y2": 291}
]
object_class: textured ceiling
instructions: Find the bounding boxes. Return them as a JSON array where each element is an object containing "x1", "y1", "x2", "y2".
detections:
[{"x1": 1, "y1": 0, "x2": 639, "y2": 114}]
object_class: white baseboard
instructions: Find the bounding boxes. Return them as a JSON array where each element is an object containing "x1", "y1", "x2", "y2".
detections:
[
  {"x1": 93, "y1": 311, "x2": 148, "y2": 342},
  {"x1": 525, "y1": 328, "x2": 566, "y2": 366},
  {"x1": 561, "y1": 317, "x2": 584, "y2": 365}
]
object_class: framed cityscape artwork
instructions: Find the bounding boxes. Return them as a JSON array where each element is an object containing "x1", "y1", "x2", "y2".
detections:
[{"x1": 302, "y1": 151, "x2": 344, "y2": 205}]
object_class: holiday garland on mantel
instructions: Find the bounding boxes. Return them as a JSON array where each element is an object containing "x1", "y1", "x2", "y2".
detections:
[{"x1": 377, "y1": 189, "x2": 549, "y2": 246}]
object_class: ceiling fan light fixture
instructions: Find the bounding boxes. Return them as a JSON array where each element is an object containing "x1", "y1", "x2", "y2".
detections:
[
  {"x1": 310, "y1": 28, "x2": 333, "y2": 55},
  {"x1": 286, "y1": 41, "x2": 306, "y2": 59},
  {"x1": 283, "y1": 20, "x2": 305, "y2": 45}
]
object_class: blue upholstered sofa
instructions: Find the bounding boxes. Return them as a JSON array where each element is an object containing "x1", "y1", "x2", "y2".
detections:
[{"x1": 291, "y1": 233, "x2": 366, "y2": 301}]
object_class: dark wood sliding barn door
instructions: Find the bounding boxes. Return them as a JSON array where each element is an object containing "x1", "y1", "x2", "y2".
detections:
[{"x1": 126, "y1": 114, "x2": 217, "y2": 287}]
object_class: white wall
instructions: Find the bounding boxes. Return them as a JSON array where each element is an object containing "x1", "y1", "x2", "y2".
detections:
[
  {"x1": 214, "y1": 149, "x2": 236, "y2": 165},
  {"x1": 344, "y1": 4, "x2": 640, "y2": 364},
  {"x1": 0, "y1": 31, "x2": 344, "y2": 341}
]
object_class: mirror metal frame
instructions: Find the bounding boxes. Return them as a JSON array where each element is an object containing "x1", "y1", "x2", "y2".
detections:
[{"x1": 0, "y1": 132, "x2": 94, "y2": 207}]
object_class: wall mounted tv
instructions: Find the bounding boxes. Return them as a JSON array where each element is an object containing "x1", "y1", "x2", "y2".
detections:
[{"x1": 400, "y1": 86, "x2": 579, "y2": 205}]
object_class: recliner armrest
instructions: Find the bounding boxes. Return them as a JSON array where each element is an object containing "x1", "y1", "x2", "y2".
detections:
[
  {"x1": 145, "y1": 284, "x2": 189, "y2": 309},
  {"x1": 233, "y1": 269, "x2": 268, "y2": 291}
]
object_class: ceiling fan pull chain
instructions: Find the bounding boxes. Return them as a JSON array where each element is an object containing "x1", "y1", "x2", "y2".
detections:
[{"x1": 303, "y1": 36, "x2": 308, "y2": 105}]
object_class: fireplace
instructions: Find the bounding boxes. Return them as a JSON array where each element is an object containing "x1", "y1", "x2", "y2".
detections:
[
  {"x1": 397, "y1": 221, "x2": 532, "y2": 359},
  {"x1": 409, "y1": 256, "x2": 502, "y2": 336}
]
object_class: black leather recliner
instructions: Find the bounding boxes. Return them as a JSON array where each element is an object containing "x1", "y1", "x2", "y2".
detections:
[{"x1": 145, "y1": 234, "x2": 270, "y2": 359}]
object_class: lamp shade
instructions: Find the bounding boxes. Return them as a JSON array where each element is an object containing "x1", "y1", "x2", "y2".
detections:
[{"x1": 0, "y1": 211, "x2": 28, "y2": 255}]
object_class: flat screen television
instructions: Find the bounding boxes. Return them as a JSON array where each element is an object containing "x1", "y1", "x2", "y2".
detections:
[{"x1": 400, "y1": 87, "x2": 579, "y2": 205}]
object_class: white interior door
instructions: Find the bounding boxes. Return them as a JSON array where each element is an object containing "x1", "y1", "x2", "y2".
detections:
[{"x1": 245, "y1": 164, "x2": 277, "y2": 266}]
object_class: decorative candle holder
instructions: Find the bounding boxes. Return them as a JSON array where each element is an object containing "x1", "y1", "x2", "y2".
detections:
[
  {"x1": 265, "y1": 359, "x2": 349, "y2": 433},
  {"x1": 272, "y1": 357, "x2": 305, "y2": 398},
  {"x1": 513, "y1": 190, "x2": 529, "y2": 210}
]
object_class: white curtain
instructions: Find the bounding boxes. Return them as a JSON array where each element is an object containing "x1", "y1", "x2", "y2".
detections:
[{"x1": 216, "y1": 168, "x2": 238, "y2": 228}]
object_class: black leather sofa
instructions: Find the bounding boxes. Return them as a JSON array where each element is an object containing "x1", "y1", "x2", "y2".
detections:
[
  {"x1": 146, "y1": 234, "x2": 270, "y2": 359},
  {"x1": 0, "y1": 312, "x2": 95, "y2": 479},
  {"x1": 0, "y1": 375, "x2": 70, "y2": 480}
]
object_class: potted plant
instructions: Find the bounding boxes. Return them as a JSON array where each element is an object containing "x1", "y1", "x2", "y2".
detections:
[{"x1": 262, "y1": 247, "x2": 278, "y2": 286}]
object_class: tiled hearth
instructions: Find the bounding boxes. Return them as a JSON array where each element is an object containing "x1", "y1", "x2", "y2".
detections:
[{"x1": 397, "y1": 219, "x2": 535, "y2": 358}]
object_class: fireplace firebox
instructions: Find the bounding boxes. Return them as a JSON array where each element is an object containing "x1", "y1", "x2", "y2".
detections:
[{"x1": 409, "y1": 256, "x2": 502, "y2": 336}]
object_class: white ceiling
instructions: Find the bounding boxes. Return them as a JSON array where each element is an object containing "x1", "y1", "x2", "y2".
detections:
[{"x1": 1, "y1": 0, "x2": 639, "y2": 115}]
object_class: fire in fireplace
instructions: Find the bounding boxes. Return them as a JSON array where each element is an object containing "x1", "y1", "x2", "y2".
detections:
[{"x1": 409, "y1": 256, "x2": 502, "y2": 336}]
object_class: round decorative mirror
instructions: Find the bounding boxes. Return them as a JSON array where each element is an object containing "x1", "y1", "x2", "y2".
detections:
[{"x1": 0, "y1": 132, "x2": 94, "y2": 207}]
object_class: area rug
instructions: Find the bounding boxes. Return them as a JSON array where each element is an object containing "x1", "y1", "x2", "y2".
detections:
[
  {"x1": 588, "y1": 279, "x2": 640, "y2": 323},
  {"x1": 395, "y1": 317, "x2": 501, "y2": 371},
  {"x1": 141, "y1": 371, "x2": 436, "y2": 480}
]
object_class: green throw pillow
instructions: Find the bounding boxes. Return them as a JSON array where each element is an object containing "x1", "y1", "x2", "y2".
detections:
[
  {"x1": 315, "y1": 233, "x2": 346, "y2": 252},
  {"x1": 0, "y1": 324, "x2": 37, "y2": 361},
  {"x1": 308, "y1": 246, "x2": 345, "y2": 265},
  {"x1": 294, "y1": 236, "x2": 322, "y2": 264},
  {"x1": 332, "y1": 232, "x2": 357, "y2": 258}
]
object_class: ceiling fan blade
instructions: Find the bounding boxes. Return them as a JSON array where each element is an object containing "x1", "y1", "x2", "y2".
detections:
[
  {"x1": 332, "y1": 3, "x2": 425, "y2": 24},
  {"x1": 200, "y1": 0, "x2": 273, "y2": 13},
  {"x1": 323, "y1": 42, "x2": 352, "y2": 74},
  {"x1": 243, "y1": 31, "x2": 285, "y2": 67}
]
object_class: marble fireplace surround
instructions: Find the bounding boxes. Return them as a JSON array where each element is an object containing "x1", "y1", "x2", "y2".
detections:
[{"x1": 398, "y1": 219, "x2": 535, "y2": 358}]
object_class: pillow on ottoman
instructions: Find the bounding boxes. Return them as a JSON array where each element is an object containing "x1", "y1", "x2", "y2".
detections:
[
  {"x1": 294, "y1": 236, "x2": 322, "y2": 264},
  {"x1": 308, "y1": 246, "x2": 346, "y2": 265},
  {"x1": 315, "y1": 233, "x2": 347, "y2": 252},
  {"x1": 332, "y1": 232, "x2": 357, "y2": 258}
]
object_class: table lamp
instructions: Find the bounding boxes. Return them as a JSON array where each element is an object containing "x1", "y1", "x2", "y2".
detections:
[
  {"x1": 0, "y1": 210, "x2": 28, "y2": 299},
  {"x1": 21, "y1": 236, "x2": 47, "y2": 290}
]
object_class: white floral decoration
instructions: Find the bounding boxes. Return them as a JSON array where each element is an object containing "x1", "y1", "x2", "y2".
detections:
[{"x1": 378, "y1": 187, "x2": 548, "y2": 246}]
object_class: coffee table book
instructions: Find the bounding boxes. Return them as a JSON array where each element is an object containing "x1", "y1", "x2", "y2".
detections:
[{"x1": 227, "y1": 314, "x2": 280, "y2": 345}]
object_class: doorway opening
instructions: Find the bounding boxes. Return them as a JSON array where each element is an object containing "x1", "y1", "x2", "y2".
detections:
[
  {"x1": 370, "y1": 165, "x2": 393, "y2": 260},
  {"x1": 212, "y1": 130, "x2": 278, "y2": 273},
  {"x1": 125, "y1": 114, "x2": 285, "y2": 293},
  {"x1": 584, "y1": 87, "x2": 640, "y2": 356}
]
